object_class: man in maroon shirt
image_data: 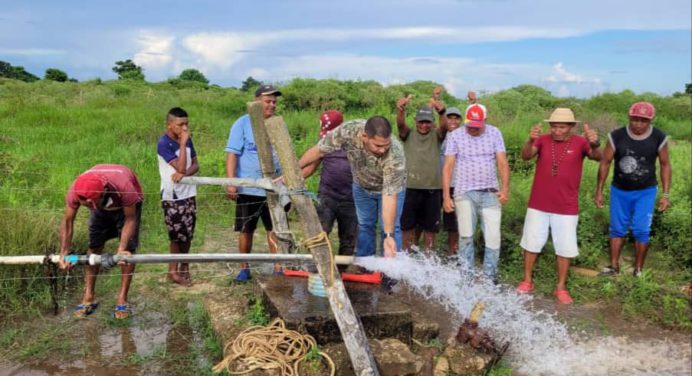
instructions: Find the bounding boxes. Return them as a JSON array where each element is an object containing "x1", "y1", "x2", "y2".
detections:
[
  {"x1": 59, "y1": 164, "x2": 143, "y2": 319},
  {"x1": 516, "y1": 108, "x2": 601, "y2": 304}
]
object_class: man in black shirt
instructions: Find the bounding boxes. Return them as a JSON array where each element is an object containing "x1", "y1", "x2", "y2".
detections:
[{"x1": 595, "y1": 101, "x2": 672, "y2": 277}]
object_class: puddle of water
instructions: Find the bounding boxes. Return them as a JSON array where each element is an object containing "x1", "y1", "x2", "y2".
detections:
[{"x1": 358, "y1": 254, "x2": 692, "y2": 376}]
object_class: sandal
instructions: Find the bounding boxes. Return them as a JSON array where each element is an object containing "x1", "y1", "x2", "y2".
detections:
[
  {"x1": 516, "y1": 281, "x2": 534, "y2": 294},
  {"x1": 598, "y1": 266, "x2": 619, "y2": 277},
  {"x1": 114, "y1": 304, "x2": 131, "y2": 320},
  {"x1": 73, "y1": 302, "x2": 99, "y2": 318},
  {"x1": 554, "y1": 289, "x2": 573, "y2": 304}
]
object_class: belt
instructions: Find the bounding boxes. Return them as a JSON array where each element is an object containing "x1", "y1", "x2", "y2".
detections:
[{"x1": 474, "y1": 188, "x2": 498, "y2": 193}]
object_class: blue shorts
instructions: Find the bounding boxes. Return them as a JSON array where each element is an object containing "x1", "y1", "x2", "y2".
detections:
[{"x1": 609, "y1": 185, "x2": 656, "y2": 243}]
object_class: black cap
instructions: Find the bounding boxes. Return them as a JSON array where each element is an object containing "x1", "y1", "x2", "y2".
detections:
[{"x1": 255, "y1": 84, "x2": 282, "y2": 97}]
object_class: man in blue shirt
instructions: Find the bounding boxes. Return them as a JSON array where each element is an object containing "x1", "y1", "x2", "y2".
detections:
[{"x1": 225, "y1": 85, "x2": 283, "y2": 282}]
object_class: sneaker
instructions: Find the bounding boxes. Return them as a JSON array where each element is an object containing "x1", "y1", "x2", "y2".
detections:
[
  {"x1": 234, "y1": 268, "x2": 252, "y2": 282},
  {"x1": 554, "y1": 289, "x2": 573, "y2": 304},
  {"x1": 598, "y1": 266, "x2": 619, "y2": 277},
  {"x1": 516, "y1": 281, "x2": 534, "y2": 294}
]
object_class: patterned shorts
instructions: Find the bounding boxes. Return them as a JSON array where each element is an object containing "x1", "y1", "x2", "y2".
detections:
[{"x1": 162, "y1": 197, "x2": 196, "y2": 243}]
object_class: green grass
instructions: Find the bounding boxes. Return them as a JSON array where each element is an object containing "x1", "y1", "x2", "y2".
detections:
[{"x1": 0, "y1": 78, "x2": 690, "y2": 330}]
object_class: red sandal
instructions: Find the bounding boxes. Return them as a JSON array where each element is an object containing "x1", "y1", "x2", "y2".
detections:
[{"x1": 554, "y1": 289, "x2": 573, "y2": 304}]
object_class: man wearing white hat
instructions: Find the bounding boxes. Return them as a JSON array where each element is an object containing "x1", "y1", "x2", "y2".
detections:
[{"x1": 516, "y1": 108, "x2": 601, "y2": 304}]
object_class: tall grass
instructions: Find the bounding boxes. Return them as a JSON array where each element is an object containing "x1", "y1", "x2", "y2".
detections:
[{"x1": 0, "y1": 78, "x2": 690, "y2": 327}]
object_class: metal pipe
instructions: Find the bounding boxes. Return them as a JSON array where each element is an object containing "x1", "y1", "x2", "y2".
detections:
[
  {"x1": 179, "y1": 176, "x2": 292, "y2": 210},
  {"x1": 0, "y1": 253, "x2": 355, "y2": 267}
]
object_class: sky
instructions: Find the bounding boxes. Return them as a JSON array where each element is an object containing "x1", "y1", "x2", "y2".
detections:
[{"x1": 1, "y1": 0, "x2": 690, "y2": 98}]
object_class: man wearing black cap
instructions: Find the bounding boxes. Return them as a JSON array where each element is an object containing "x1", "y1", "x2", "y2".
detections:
[
  {"x1": 396, "y1": 95, "x2": 448, "y2": 255},
  {"x1": 225, "y1": 84, "x2": 283, "y2": 282}
]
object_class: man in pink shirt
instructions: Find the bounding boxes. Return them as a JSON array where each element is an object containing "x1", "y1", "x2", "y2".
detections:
[
  {"x1": 516, "y1": 108, "x2": 601, "y2": 304},
  {"x1": 59, "y1": 164, "x2": 144, "y2": 319}
]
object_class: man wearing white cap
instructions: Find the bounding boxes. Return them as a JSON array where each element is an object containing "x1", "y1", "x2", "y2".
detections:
[
  {"x1": 595, "y1": 101, "x2": 671, "y2": 277},
  {"x1": 516, "y1": 108, "x2": 601, "y2": 304},
  {"x1": 442, "y1": 103, "x2": 510, "y2": 281}
]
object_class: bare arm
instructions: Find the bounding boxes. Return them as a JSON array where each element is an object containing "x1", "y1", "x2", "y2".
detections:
[
  {"x1": 298, "y1": 145, "x2": 325, "y2": 170},
  {"x1": 382, "y1": 193, "x2": 398, "y2": 257},
  {"x1": 496, "y1": 152, "x2": 510, "y2": 204},
  {"x1": 225, "y1": 152, "x2": 238, "y2": 200},
  {"x1": 58, "y1": 205, "x2": 78, "y2": 269},
  {"x1": 442, "y1": 155, "x2": 456, "y2": 213},
  {"x1": 396, "y1": 95, "x2": 412, "y2": 140},
  {"x1": 171, "y1": 133, "x2": 189, "y2": 174},
  {"x1": 118, "y1": 205, "x2": 138, "y2": 254},
  {"x1": 522, "y1": 124, "x2": 541, "y2": 160},
  {"x1": 658, "y1": 144, "x2": 672, "y2": 211},
  {"x1": 594, "y1": 143, "x2": 614, "y2": 208},
  {"x1": 301, "y1": 160, "x2": 321, "y2": 179}
]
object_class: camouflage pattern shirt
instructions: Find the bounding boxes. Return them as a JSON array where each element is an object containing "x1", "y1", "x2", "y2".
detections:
[{"x1": 318, "y1": 119, "x2": 406, "y2": 196}]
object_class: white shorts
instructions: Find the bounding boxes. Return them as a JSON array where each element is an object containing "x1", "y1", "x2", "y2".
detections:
[{"x1": 519, "y1": 208, "x2": 579, "y2": 258}]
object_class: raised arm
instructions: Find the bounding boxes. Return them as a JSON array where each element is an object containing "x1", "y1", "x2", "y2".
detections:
[
  {"x1": 396, "y1": 95, "x2": 412, "y2": 140},
  {"x1": 522, "y1": 124, "x2": 542, "y2": 160}
]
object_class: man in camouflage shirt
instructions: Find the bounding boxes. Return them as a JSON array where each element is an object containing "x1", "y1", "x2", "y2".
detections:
[{"x1": 299, "y1": 116, "x2": 406, "y2": 257}]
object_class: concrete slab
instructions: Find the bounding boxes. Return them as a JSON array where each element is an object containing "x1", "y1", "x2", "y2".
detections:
[{"x1": 258, "y1": 275, "x2": 412, "y2": 345}]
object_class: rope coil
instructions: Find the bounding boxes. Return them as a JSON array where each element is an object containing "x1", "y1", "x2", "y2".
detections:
[{"x1": 211, "y1": 318, "x2": 335, "y2": 376}]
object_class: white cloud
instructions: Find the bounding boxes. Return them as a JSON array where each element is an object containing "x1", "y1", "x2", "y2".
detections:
[
  {"x1": 542, "y1": 63, "x2": 605, "y2": 97},
  {"x1": 133, "y1": 31, "x2": 174, "y2": 69}
]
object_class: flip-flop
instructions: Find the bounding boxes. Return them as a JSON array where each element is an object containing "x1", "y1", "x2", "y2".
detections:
[
  {"x1": 516, "y1": 281, "x2": 534, "y2": 294},
  {"x1": 73, "y1": 302, "x2": 99, "y2": 318},
  {"x1": 114, "y1": 304, "x2": 131, "y2": 320},
  {"x1": 554, "y1": 289, "x2": 574, "y2": 304}
]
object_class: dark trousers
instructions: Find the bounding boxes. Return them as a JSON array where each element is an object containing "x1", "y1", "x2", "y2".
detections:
[{"x1": 317, "y1": 194, "x2": 357, "y2": 256}]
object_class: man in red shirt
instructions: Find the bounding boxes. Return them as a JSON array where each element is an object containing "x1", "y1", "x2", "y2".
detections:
[
  {"x1": 516, "y1": 109, "x2": 601, "y2": 304},
  {"x1": 59, "y1": 164, "x2": 144, "y2": 319}
]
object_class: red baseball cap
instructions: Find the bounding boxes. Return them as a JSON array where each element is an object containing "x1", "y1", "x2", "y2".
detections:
[
  {"x1": 73, "y1": 173, "x2": 104, "y2": 201},
  {"x1": 319, "y1": 110, "x2": 344, "y2": 138},
  {"x1": 628, "y1": 101, "x2": 656, "y2": 120},
  {"x1": 464, "y1": 104, "x2": 487, "y2": 128}
]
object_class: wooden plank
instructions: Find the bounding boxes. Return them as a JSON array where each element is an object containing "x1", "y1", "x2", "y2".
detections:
[
  {"x1": 246, "y1": 103, "x2": 295, "y2": 254},
  {"x1": 263, "y1": 112, "x2": 379, "y2": 376}
]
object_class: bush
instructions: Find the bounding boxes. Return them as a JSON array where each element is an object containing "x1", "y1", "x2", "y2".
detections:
[{"x1": 44, "y1": 68, "x2": 68, "y2": 82}]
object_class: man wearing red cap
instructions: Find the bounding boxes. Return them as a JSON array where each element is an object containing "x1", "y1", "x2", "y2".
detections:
[
  {"x1": 59, "y1": 164, "x2": 143, "y2": 319},
  {"x1": 596, "y1": 101, "x2": 671, "y2": 277},
  {"x1": 302, "y1": 110, "x2": 357, "y2": 260},
  {"x1": 442, "y1": 103, "x2": 509, "y2": 281}
]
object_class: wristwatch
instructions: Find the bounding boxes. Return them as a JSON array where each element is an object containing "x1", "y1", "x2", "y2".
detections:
[{"x1": 384, "y1": 232, "x2": 395, "y2": 239}]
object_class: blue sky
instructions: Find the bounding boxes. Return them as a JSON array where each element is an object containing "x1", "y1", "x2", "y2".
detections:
[{"x1": 1, "y1": 0, "x2": 690, "y2": 97}]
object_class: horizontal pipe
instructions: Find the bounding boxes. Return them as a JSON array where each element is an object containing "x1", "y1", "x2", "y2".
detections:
[{"x1": 0, "y1": 253, "x2": 355, "y2": 266}]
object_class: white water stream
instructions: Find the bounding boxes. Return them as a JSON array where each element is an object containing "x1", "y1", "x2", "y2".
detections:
[{"x1": 357, "y1": 254, "x2": 691, "y2": 376}]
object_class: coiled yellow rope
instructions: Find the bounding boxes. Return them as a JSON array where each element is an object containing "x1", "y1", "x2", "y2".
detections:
[{"x1": 212, "y1": 318, "x2": 335, "y2": 375}]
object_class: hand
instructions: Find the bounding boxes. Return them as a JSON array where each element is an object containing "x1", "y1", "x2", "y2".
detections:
[
  {"x1": 432, "y1": 86, "x2": 443, "y2": 100},
  {"x1": 226, "y1": 186, "x2": 238, "y2": 201},
  {"x1": 496, "y1": 190, "x2": 509, "y2": 205},
  {"x1": 397, "y1": 95, "x2": 412, "y2": 111},
  {"x1": 58, "y1": 254, "x2": 74, "y2": 270},
  {"x1": 467, "y1": 91, "x2": 477, "y2": 103},
  {"x1": 383, "y1": 237, "x2": 397, "y2": 258},
  {"x1": 171, "y1": 172, "x2": 184, "y2": 183},
  {"x1": 529, "y1": 124, "x2": 542, "y2": 141},
  {"x1": 179, "y1": 128, "x2": 190, "y2": 144},
  {"x1": 431, "y1": 99, "x2": 445, "y2": 113},
  {"x1": 583, "y1": 123, "x2": 598, "y2": 145},
  {"x1": 116, "y1": 249, "x2": 132, "y2": 266},
  {"x1": 658, "y1": 196, "x2": 670, "y2": 212},
  {"x1": 594, "y1": 191, "x2": 604, "y2": 208},
  {"x1": 443, "y1": 197, "x2": 455, "y2": 213}
]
